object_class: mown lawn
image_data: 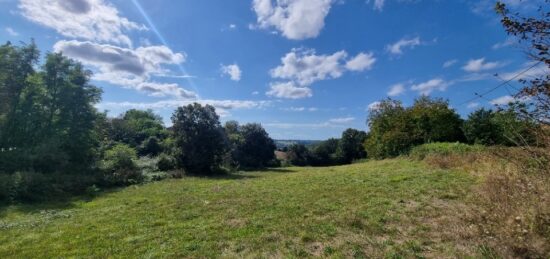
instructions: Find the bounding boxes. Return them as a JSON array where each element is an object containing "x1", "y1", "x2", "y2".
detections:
[{"x1": 0, "y1": 159, "x2": 478, "y2": 258}]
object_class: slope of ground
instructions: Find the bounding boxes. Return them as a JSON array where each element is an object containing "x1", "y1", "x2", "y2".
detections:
[{"x1": 0, "y1": 159, "x2": 478, "y2": 258}]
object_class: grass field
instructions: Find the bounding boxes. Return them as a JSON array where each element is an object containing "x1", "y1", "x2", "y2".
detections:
[{"x1": 0, "y1": 159, "x2": 479, "y2": 258}]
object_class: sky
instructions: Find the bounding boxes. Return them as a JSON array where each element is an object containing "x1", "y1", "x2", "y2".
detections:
[{"x1": 0, "y1": 0, "x2": 548, "y2": 139}]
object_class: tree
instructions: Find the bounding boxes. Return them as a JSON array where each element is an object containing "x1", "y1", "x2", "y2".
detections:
[
  {"x1": 463, "y1": 108, "x2": 502, "y2": 145},
  {"x1": 310, "y1": 138, "x2": 339, "y2": 166},
  {"x1": 409, "y1": 96, "x2": 464, "y2": 143},
  {"x1": 287, "y1": 144, "x2": 312, "y2": 166},
  {"x1": 496, "y1": 1, "x2": 549, "y2": 125},
  {"x1": 171, "y1": 103, "x2": 227, "y2": 174},
  {"x1": 364, "y1": 99, "x2": 415, "y2": 159},
  {"x1": 0, "y1": 46, "x2": 102, "y2": 173},
  {"x1": 364, "y1": 97, "x2": 464, "y2": 159},
  {"x1": 336, "y1": 129, "x2": 367, "y2": 164},
  {"x1": 107, "y1": 109, "x2": 167, "y2": 149},
  {"x1": 225, "y1": 122, "x2": 276, "y2": 169}
]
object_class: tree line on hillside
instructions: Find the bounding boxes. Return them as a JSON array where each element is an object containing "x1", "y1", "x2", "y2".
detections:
[
  {"x1": 0, "y1": 42, "x2": 281, "y2": 203},
  {"x1": 281, "y1": 96, "x2": 540, "y2": 166}
]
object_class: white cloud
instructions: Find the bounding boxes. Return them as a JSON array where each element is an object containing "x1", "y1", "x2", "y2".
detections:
[
  {"x1": 252, "y1": 91, "x2": 260, "y2": 95},
  {"x1": 251, "y1": 0, "x2": 333, "y2": 40},
  {"x1": 373, "y1": 0, "x2": 385, "y2": 10},
  {"x1": 5, "y1": 27, "x2": 18, "y2": 36},
  {"x1": 266, "y1": 81, "x2": 312, "y2": 99},
  {"x1": 499, "y1": 62, "x2": 549, "y2": 81},
  {"x1": 462, "y1": 58, "x2": 503, "y2": 72},
  {"x1": 345, "y1": 52, "x2": 376, "y2": 72},
  {"x1": 411, "y1": 78, "x2": 448, "y2": 95},
  {"x1": 467, "y1": 102, "x2": 480, "y2": 109},
  {"x1": 443, "y1": 59, "x2": 458, "y2": 68},
  {"x1": 367, "y1": 101, "x2": 382, "y2": 111},
  {"x1": 229, "y1": 24, "x2": 237, "y2": 29},
  {"x1": 54, "y1": 40, "x2": 194, "y2": 98},
  {"x1": 490, "y1": 95, "x2": 531, "y2": 106},
  {"x1": 282, "y1": 107, "x2": 318, "y2": 112},
  {"x1": 386, "y1": 36, "x2": 421, "y2": 55},
  {"x1": 271, "y1": 48, "x2": 347, "y2": 86},
  {"x1": 19, "y1": 0, "x2": 146, "y2": 47},
  {"x1": 268, "y1": 48, "x2": 375, "y2": 98},
  {"x1": 492, "y1": 38, "x2": 515, "y2": 50},
  {"x1": 328, "y1": 117, "x2": 355, "y2": 123},
  {"x1": 387, "y1": 83, "x2": 405, "y2": 96},
  {"x1": 490, "y1": 95, "x2": 515, "y2": 106},
  {"x1": 220, "y1": 63, "x2": 242, "y2": 81}
]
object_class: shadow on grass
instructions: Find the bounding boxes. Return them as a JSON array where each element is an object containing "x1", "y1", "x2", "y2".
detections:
[{"x1": 0, "y1": 187, "x2": 123, "y2": 218}]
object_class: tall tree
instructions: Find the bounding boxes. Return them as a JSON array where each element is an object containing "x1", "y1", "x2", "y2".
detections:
[
  {"x1": 171, "y1": 103, "x2": 227, "y2": 174},
  {"x1": 336, "y1": 129, "x2": 367, "y2": 164}
]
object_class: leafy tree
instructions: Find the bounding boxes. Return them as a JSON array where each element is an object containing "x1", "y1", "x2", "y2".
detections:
[
  {"x1": 336, "y1": 129, "x2": 367, "y2": 164},
  {"x1": 409, "y1": 96, "x2": 464, "y2": 143},
  {"x1": 0, "y1": 45, "x2": 102, "y2": 173},
  {"x1": 225, "y1": 122, "x2": 276, "y2": 169},
  {"x1": 310, "y1": 138, "x2": 339, "y2": 166},
  {"x1": 107, "y1": 109, "x2": 167, "y2": 149},
  {"x1": 364, "y1": 99, "x2": 415, "y2": 159},
  {"x1": 287, "y1": 144, "x2": 311, "y2": 166},
  {"x1": 463, "y1": 108, "x2": 503, "y2": 145},
  {"x1": 365, "y1": 97, "x2": 464, "y2": 159},
  {"x1": 171, "y1": 103, "x2": 227, "y2": 174}
]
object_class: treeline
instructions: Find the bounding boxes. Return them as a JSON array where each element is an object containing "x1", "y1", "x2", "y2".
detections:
[
  {"x1": 0, "y1": 42, "x2": 278, "y2": 203},
  {"x1": 279, "y1": 96, "x2": 539, "y2": 167}
]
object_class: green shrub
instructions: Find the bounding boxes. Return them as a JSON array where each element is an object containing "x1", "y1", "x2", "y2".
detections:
[
  {"x1": 409, "y1": 142, "x2": 485, "y2": 160},
  {"x1": 10, "y1": 172, "x2": 54, "y2": 202},
  {"x1": 101, "y1": 144, "x2": 142, "y2": 186},
  {"x1": 157, "y1": 154, "x2": 176, "y2": 171}
]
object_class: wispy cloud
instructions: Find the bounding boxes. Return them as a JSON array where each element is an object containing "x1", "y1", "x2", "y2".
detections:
[
  {"x1": 386, "y1": 36, "x2": 421, "y2": 55},
  {"x1": 5, "y1": 27, "x2": 18, "y2": 36}
]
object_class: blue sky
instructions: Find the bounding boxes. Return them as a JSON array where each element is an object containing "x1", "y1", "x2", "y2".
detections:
[{"x1": 1, "y1": 0, "x2": 547, "y2": 139}]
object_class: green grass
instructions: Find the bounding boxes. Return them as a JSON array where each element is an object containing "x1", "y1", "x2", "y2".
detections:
[
  {"x1": 0, "y1": 159, "x2": 477, "y2": 258},
  {"x1": 409, "y1": 142, "x2": 485, "y2": 160}
]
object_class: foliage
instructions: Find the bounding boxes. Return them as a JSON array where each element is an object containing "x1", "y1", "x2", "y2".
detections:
[
  {"x1": 138, "y1": 136, "x2": 163, "y2": 157},
  {"x1": 0, "y1": 42, "x2": 102, "y2": 174},
  {"x1": 107, "y1": 109, "x2": 167, "y2": 152},
  {"x1": 409, "y1": 142, "x2": 485, "y2": 160},
  {"x1": 286, "y1": 144, "x2": 312, "y2": 166},
  {"x1": 495, "y1": 1, "x2": 550, "y2": 125},
  {"x1": 225, "y1": 121, "x2": 276, "y2": 169},
  {"x1": 171, "y1": 103, "x2": 227, "y2": 174},
  {"x1": 365, "y1": 97, "x2": 464, "y2": 159},
  {"x1": 101, "y1": 144, "x2": 141, "y2": 186},
  {"x1": 336, "y1": 128, "x2": 367, "y2": 164},
  {"x1": 462, "y1": 108, "x2": 503, "y2": 145},
  {"x1": 157, "y1": 153, "x2": 176, "y2": 172},
  {"x1": 310, "y1": 138, "x2": 340, "y2": 166}
]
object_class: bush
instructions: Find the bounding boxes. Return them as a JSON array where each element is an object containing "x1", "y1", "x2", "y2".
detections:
[
  {"x1": 157, "y1": 154, "x2": 176, "y2": 171},
  {"x1": 101, "y1": 144, "x2": 142, "y2": 186},
  {"x1": 409, "y1": 142, "x2": 485, "y2": 160}
]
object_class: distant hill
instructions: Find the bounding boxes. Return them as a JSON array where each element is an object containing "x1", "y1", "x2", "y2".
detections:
[{"x1": 274, "y1": 139, "x2": 322, "y2": 149}]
